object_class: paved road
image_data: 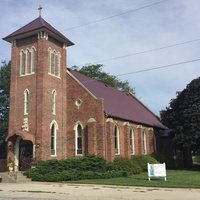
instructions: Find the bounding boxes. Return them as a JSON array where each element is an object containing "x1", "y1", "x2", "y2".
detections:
[{"x1": 0, "y1": 182, "x2": 200, "y2": 200}]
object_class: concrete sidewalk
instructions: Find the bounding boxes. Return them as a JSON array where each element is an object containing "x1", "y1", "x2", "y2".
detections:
[{"x1": 0, "y1": 182, "x2": 200, "y2": 200}]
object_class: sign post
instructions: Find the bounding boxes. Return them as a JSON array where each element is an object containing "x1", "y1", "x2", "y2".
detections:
[{"x1": 147, "y1": 163, "x2": 166, "y2": 181}]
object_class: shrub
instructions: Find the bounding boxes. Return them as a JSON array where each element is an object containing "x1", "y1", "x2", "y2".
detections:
[
  {"x1": 132, "y1": 155, "x2": 159, "y2": 171},
  {"x1": 25, "y1": 155, "x2": 127, "y2": 182},
  {"x1": 113, "y1": 157, "x2": 142, "y2": 174}
]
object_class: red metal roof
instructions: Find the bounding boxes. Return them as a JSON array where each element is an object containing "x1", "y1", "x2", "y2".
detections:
[
  {"x1": 3, "y1": 16, "x2": 74, "y2": 46},
  {"x1": 70, "y1": 70, "x2": 166, "y2": 129}
]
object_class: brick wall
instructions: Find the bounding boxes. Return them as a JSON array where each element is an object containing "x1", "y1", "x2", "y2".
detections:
[
  {"x1": 7, "y1": 32, "x2": 157, "y2": 165},
  {"x1": 105, "y1": 118, "x2": 155, "y2": 161},
  {"x1": 66, "y1": 71, "x2": 105, "y2": 158}
]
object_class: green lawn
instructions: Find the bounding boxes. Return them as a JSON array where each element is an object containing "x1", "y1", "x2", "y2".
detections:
[{"x1": 71, "y1": 170, "x2": 200, "y2": 188}]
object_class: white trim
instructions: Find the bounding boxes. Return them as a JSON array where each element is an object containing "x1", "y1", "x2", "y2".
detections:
[
  {"x1": 50, "y1": 120, "x2": 59, "y2": 130},
  {"x1": 67, "y1": 70, "x2": 98, "y2": 100},
  {"x1": 23, "y1": 89, "x2": 30, "y2": 115},
  {"x1": 143, "y1": 130, "x2": 147, "y2": 155},
  {"x1": 106, "y1": 118, "x2": 114, "y2": 123},
  {"x1": 50, "y1": 120, "x2": 58, "y2": 156},
  {"x1": 114, "y1": 125, "x2": 120, "y2": 155},
  {"x1": 19, "y1": 47, "x2": 36, "y2": 76},
  {"x1": 51, "y1": 89, "x2": 57, "y2": 115},
  {"x1": 47, "y1": 47, "x2": 61, "y2": 78},
  {"x1": 130, "y1": 128, "x2": 135, "y2": 155},
  {"x1": 74, "y1": 122, "x2": 84, "y2": 156}
]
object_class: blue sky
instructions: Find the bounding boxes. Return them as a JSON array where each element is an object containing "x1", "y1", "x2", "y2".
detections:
[{"x1": 0, "y1": 0, "x2": 199, "y2": 115}]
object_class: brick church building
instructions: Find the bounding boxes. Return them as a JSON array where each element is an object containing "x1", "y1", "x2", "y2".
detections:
[{"x1": 3, "y1": 15, "x2": 166, "y2": 171}]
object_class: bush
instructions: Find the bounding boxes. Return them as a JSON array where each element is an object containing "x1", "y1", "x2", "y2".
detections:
[
  {"x1": 113, "y1": 157, "x2": 142, "y2": 174},
  {"x1": 25, "y1": 155, "x2": 127, "y2": 182},
  {"x1": 132, "y1": 155, "x2": 159, "y2": 171},
  {"x1": 151, "y1": 152, "x2": 175, "y2": 169}
]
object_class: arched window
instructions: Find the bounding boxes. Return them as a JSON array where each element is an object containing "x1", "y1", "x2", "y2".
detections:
[
  {"x1": 20, "y1": 47, "x2": 36, "y2": 76},
  {"x1": 52, "y1": 90, "x2": 57, "y2": 115},
  {"x1": 48, "y1": 48, "x2": 60, "y2": 78},
  {"x1": 20, "y1": 50, "x2": 26, "y2": 75},
  {"x1": 75, "y1": 123, "x2": 83, "y2": 155},
  {"x1": 143, "y1": 130, "x2": 147, "y2": 155},
  {"x1": 55, "y1": 53, "x2": 60, "y2": 77},
  {"x1": 31, "y1": 47, "x2": 36, "y2": 73},
  {"x1": 48, "y1": 48, "x2": 51, "y2": 73},
  {"x1": 24, "y1": 89, "x2": 30, "y2": 115},
  {"x1": 51, "y1": 51, "x2": 55, "y2": 75},
  {"x1": 114, "y1": 125, "x2": 120, "y2": 155},
  {"x1": 130, "y1": 128, "x2": 135, "y2": 155},
  {"x1": 50, "y1": 121, "x2": 58, "y2": 156},
  {"x1": 27, "y1": 49, "x2": 31, "y2": 74}
]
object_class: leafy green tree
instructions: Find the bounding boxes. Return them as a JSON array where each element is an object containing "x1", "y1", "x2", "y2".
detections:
[
  {"x1": 71, "y1": 64, "x2": 135, "y2": 94},
  {"x1": 0, "y1": 61, "x2": 11, "y2": 157},
  {"x1": 160, "y1": 77, "x2": 200, "y2": 167}
]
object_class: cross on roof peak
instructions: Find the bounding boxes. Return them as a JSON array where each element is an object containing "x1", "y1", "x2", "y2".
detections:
[{"x1": 38, "y1": 5, "x2": 42, "y2": 17}]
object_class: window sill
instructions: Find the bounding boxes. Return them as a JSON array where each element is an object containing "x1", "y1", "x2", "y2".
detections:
[
  {"x1": 20, "y1": 73, "x2": 35, "y2": 77},
  {"x1": 48, "y1": 73, "x2": 61, "y2": 79},
  {"x1": 50, "y1": 155, "x2": 57, "y2": 157}
]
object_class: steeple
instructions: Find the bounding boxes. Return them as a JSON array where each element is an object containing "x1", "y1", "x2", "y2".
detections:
[{"x1": 3, "y1": 16, "x2": 74, "y2": 46}]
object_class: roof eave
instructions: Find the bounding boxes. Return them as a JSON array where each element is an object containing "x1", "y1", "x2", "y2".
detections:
[
  {"x1": 3, "y1": 27, "x2": 74, "y2": 46},
  {"x1": 105, "y1": 113, "x2": 167, "y2": 130}
]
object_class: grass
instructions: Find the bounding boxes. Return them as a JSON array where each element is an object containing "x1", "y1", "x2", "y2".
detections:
[{"x1": 70, "y1": 170, "x2": 200, "y2": 188}]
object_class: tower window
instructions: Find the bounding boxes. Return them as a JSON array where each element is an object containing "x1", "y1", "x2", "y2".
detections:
[
  {"x1": 20, "y1": 50, "x2": 26, "y2": 75},
  {"x1": 52, "y1": 89, "x2": 57, "y2": 115},
  {"x1": 48, "y1": 47, "x2": 61, "y2": 78},
  {"x1": 20, "y1": 47, "x2": 36, "y2": 76},
  {"x1": 24, "y1": 89, "x2": 30, "y2": 115},
  {"x1": 31, "y1": 47, "x2": 36, "y2": 72},
  {"x1": 114, "y1": 125, "x2": 120, "y2": 155}
]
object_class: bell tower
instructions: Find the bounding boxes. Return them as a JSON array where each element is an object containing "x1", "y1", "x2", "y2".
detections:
[{"x1": 3, "y1": 12, "x2": 74, "y2": 170}]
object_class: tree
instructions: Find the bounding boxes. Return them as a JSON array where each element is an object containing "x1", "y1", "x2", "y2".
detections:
[
  {"x1": 160, "y1": 77, "x2": 200, "y2": 167},
  {"x1": 71, "y1": 64, "x2": 135, "y2": 94},
  {"x1": 0, "y1": 61, "x2": 11, "y2": 157}
]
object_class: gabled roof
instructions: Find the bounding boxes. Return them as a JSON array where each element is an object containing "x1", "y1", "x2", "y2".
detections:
[
  {"x1": 3, "y1": 16, "x2": 74, "y2": 46},
  {"x1": 69, "y1": 69, "x2": 166, "y2": 129}
]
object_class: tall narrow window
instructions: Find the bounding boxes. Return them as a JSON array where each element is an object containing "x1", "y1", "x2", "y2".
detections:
[
  {"x1": 50, "y1": 121, "x2": 57, "y2": 156},
  {"x1": 143, "y1": 130, "x2": 147, "y2": 155},
  {"x1": 24, "y1": 89, "x2": 30, "y2": 115},
  {"x1": 51, "y1": 52, "x2": 55, "y2": 75},
  {"x1": 20, "y1": 50, "x2": 26, "y2": 75},
  {"x1": 76, "y1": 124, "x2": 83, "y2": 155},
  {"x1": 130, "y1": 128, "x2": 135, "y2": 155},
  {"x1": 55, "y1": 54, "x2": 59, "y2": 76},
  {"x1": 52, "y1": 90, "x2": 57, "y2": 115},
  {"x1": 27, "y1": 49, "x2": 31, "y2": 74},
  {"x1": 20, "y1": 47, "x2": 36, "y2": 76},
  {"x1": 48, "y1": 48, "x2": 60, "y2": 78},
  {"x1": 31, "y1": 47, "x2": 36, "y2": 73},
  {"x1": 114, "y1": 126, "x2": 120, "y2": 155},
  {"x1": 48, "y1": 48, "x2": 51, "y2": 74}
]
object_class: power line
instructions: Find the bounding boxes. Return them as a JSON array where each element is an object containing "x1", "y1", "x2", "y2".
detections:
[
  {"x1": 117, "y1": 58, "x2": 200, "y2": 77},
  {"x1": 91, "y1": 38, "x2": 200, "y2": 63},
  {"x1": 62, "y1": 0, "x2": 169, "y2": 31},
  {"x1": 79, "y1": 58, "x2": 200, "y2": 84}
]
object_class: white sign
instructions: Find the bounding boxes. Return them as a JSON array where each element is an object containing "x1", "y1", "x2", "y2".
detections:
[{"x1": 147, "y1": 163, "x2": 166, "y2": 181}]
